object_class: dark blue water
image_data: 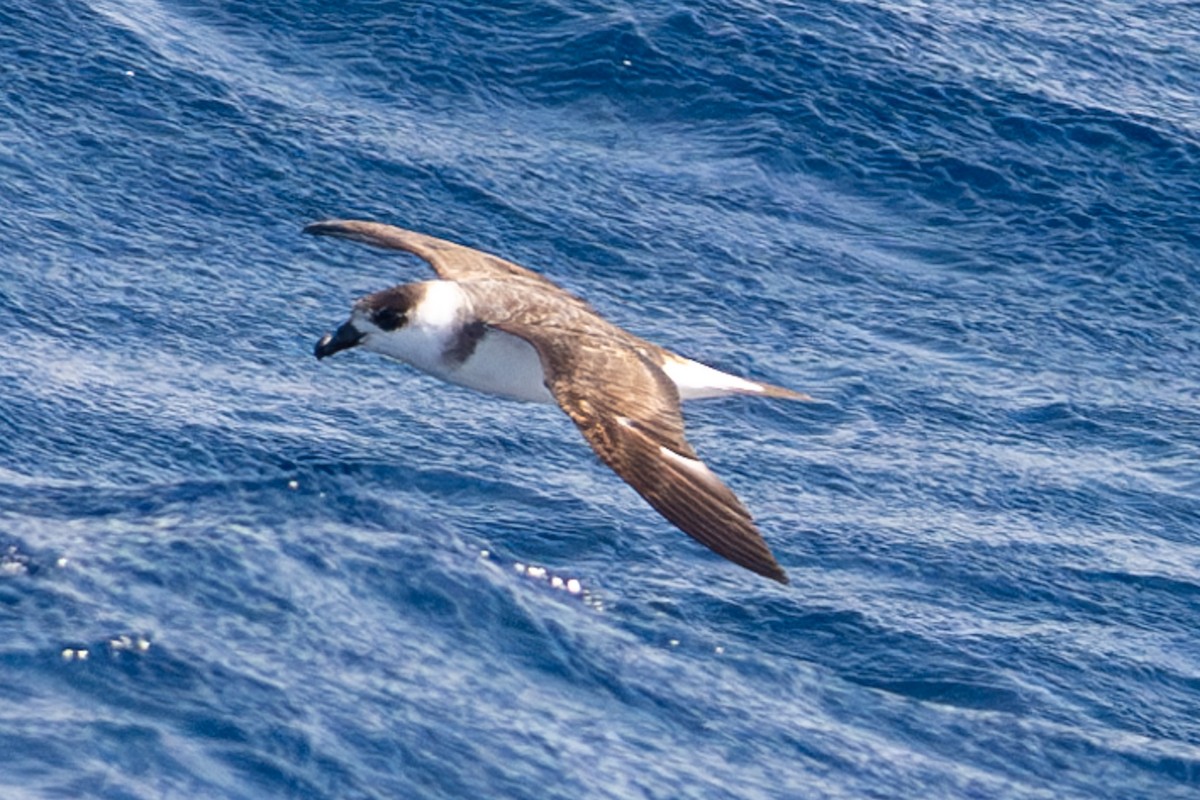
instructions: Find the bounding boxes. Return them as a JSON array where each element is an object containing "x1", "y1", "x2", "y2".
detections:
[{"x1": 3, "y1": 1, "x2": 1199, "y2": 797}]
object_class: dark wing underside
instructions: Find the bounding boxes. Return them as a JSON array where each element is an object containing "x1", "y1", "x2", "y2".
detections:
[
  {"x1": 493, "y1": 316, "x2": 789, "y2": 584},
  {"x1": 303, "y1": 219, "x2": 588, "y2": 305}
]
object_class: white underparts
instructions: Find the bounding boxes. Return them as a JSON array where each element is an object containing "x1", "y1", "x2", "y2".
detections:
[
  {"x1": 447, "y1": 329, "x2": 555, "y2": 403},
  {"x1": 359, "y1": 282, "x2": 553, "y2": 404}
]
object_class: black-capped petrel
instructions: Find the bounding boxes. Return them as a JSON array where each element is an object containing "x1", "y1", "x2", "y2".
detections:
[{"x1": 309, "y1": 220, "x2": 810, "y2": 584}]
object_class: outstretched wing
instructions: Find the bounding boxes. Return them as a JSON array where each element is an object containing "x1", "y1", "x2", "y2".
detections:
[
  {"x1": 304, "y1": 219, "x2": 581, "y2": 299},
  {"x1": 496, "y1": 319, "x2": 789, "y2": 584}
]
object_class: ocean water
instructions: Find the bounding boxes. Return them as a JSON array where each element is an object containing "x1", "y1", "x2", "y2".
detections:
[{"x1": 2, "y1": 0, "x2": 1199, "y2": 797}]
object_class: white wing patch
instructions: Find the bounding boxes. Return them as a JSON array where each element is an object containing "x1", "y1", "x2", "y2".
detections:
[{"x1": 657, "y1": 443, "x2": 721, "y2": 485}]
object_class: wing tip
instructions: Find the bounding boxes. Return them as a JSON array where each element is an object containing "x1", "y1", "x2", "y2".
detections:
[
  {"x1": 302, "y1": 218, "x2": 350, "y2": 237},
  {"x1": 303, "y1": 219, "x2": 396, "y2": 244},
  {"x1": 303, "y1": 219, "x2": 446, "y2": 265},
  {"x1": 720, "y1": 537, "x2": 789, "y2": 584},
  {"x1": 759, "y1": 560, "x2": 790, "y2": 585}
]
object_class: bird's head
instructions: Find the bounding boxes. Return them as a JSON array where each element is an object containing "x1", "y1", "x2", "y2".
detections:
[{"x1": 314, "y1": 284, "x2": 420, "y2": 360}]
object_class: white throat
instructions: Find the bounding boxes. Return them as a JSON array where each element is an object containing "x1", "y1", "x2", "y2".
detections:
[{"x1": 358, "y1": 281, "x2": 465, "y2": 374}]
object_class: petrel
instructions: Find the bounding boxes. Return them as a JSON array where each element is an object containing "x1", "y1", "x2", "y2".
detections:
[{"x1": 309, "y1": 220, "x2": 810, "y2": 584}]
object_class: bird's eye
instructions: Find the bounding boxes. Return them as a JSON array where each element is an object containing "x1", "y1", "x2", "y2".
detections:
[{"x1": 373, "y1": 308, "x2": 405, "y2": 331}]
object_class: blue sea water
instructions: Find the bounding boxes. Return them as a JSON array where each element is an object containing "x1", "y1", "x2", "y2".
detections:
[{"x1": 3, "y1": 0, "x2": 1199, "y2": 797}]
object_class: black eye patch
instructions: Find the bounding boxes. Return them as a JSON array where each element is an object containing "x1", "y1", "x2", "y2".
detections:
[{"x1": 373, "y1": 307, "x2": 405, "y2": 331}]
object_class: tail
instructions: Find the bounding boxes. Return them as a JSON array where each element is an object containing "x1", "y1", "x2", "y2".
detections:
[
  {"x1": 753, "y1": 381, "x2": 815, "y2": 402},
  {"x1": 658, "y1": 353, "x2": 814, "y2": 402}
]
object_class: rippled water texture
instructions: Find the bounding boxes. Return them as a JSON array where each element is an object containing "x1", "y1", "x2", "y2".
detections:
[{"x1": 2, "y1": 1, "x2": 1199, "y2": 797}]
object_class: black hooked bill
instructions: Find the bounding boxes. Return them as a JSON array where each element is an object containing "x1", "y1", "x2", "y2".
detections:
[{"x1": 314, "y1": 322, "x2": 363, "y2": 359}]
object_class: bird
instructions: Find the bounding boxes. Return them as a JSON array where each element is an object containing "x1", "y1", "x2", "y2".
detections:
[{"x1": 308, "y1": 219, "x2": 811, "y2": 584}]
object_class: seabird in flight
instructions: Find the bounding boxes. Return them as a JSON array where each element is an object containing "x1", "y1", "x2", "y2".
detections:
[{"x1": 309, "y1": 220, "x2": 810, "y2": 583}]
